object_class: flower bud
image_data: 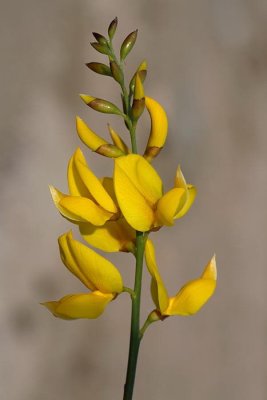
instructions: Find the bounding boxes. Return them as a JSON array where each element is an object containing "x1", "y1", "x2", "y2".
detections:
[
  {"x1": 108, "y1": 124, "x2": 129, "y2": 154},
  {"x1": 120, "y1": 30, "x2": 138, "y2": 61},
  {"x1": 96, "y1": 144, "x2": 125, "y2": 158},
  {"x1": 92, "y1": 32, "x2": 108, "y2": 45},
  {"x1": 86, "y1": 62, "x2": 112, "y2": 77},
  {"x1": 76, "y1": 116, "x2": 107, "y2": 151},
  {"x1": 108, "y1": 17, "x2": 118, "y2": 40},
  {"x1": 129, "y1": 60, "x2": 147, "y2": 93},
  {"x1": 131, "y1": 73, "x2": 145, "y2": 121},
  {"x1": 110, "y1": 61, "x2": 123, "y2": 84},
  {"x1": 90, "y1": 42, "x2": 110, "y2": 55},
  {"x1": 80, "y1": 94, "x2": 123, "y2": 116}
]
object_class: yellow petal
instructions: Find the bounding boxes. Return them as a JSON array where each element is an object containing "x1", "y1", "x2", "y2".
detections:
[
  {"x1": 134, "y1": 73, "x2": 145, "y2": 100},
  {"x1": 201, "y1": 255, "x2": 217, "y2": 280},
  {"x1": 174, "y1": 185, "x2": 197, "y2": 219},
  {"x1": 115, "y1": 155, "x2": 163, "y2": 205},
  {"x1": 165, "y1": 256, "x2": 217, "y2": 316},
  {"x1": 76, "y1": 116, "x2": 107, "y2": 151},
  {"x1": 80, "y1": 219, "x2": 135, "y2": 253},
  {"x1": 114, "y1": 155, "x2": 162, "y2": 231},
  {"x1": 175, "y1": 165, "x2": 187, "y2": 189},
  {"x1": 145, "y1": 240, "x2": 169, "y2": 313},
  {"x1": 72, "y1": 148, "x2": 118, "y2": 213},
  {"x1": 59, "y1": 231, "x2": 124, "y2": 294},
  {"x1": 166, "y1": 279, "x2": 216, "y2": 316},
  {"x1": 108, "y1": 124, "x2": 129, "y2": 154},
  {"x1": 58, "y1": 195, "x2": 113, "y2": 225},
  {"x1": 42, "y1": 291, "x2": 113, "y2": 319},
  {"x1": 156, "y1": 187, "x2": 186, "y2": 226},
  {"x1": 67, "y1": 151, "x2": 93, "y2": 198},
  {"x1": 144, "y1": 96, "x2": 168, "y2": 161}
]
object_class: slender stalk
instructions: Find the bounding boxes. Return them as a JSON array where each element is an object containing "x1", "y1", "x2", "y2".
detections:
[
  {"x1": 108, "y1": 39, "x2": 145, "y2": 398},
  {"x1": 123, "y1": 231, "x2": 146, "y2": 400}
]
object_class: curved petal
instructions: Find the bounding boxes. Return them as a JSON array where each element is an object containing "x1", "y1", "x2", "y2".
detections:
[
  {"x1": 58, "y1": 195, "x2": 113, "y2": 225},
  {"x1": 59, "y1": 231, "x2": 124, "y2": 294},
  {"x1": 165, "y1": 256, "x2": 217, "y2": 316},
  {"x1": 80, "y1": 219, "x2": 135, "y2": 253},
  {"x1": 174, "y1": 185, "x2": 197, "y2": 219},
  {"x1": 73, "y1": 148, "x2": 118, "y2": 213},
  {"x1": 42, "y1": 291, "x2": 113, "y2": 319},
  {"x1": 76, "y1": 116, "x2": 107, "y2": 151},
  {"x1": 67, "y1": 152, "x2": 93, "y2": 198},
  {"x1": 166, "y1": 279, "x2": 216, "y2": 316},
  {"x1": 144, "y1": 97, "x2": 168, "y2": 161},
  {"x1": 155, "y1": 187, "x2": 186, "y2": 226},
  {"x1": 145, "y1": 240, "x2": 169, "y2": 313}
]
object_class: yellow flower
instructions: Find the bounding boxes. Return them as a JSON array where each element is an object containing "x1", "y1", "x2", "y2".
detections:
[
  {"x1": 114, "y1": 154, "x2": 196, "y2": 232},
  {"x1": 79, "y1": 177, "x2": 136, "y2": 253},
  {"x1": 145, "y1": 239, "x2": 217, "y2": 317},
  {"x1": 50, "y1": 148, "x2": 119, "y2": 226},
  {"x1": 42, "y1": 231, "x2": 123, "y2": 319}
]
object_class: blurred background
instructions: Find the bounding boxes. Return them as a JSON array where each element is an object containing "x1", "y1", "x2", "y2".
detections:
[{"x1": 1, "y1": 0, "x2": 267, "y2": 399}]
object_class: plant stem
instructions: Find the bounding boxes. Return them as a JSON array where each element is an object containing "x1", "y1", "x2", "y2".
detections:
[
  {"x1": 123, "y1": 231, "x2": 146, "y2": 400},
  {"x1": 109, "y1": 42, "x2": 145, "y2": 398}
]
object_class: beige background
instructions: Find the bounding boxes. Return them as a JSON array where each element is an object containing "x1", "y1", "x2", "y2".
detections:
[{"x1": 1, "y1": 1, "x2": 267, "y2": 399}]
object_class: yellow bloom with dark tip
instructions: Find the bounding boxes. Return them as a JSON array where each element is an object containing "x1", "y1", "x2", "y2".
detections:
[
  {"x1": 145, "y1": 239, "x2": 217, "y2": 317},
  {"x1": 50, "y1": 148, "x2": 119, "y2": 226},
  {"x1": 114, "y1": 154, "x2": 196, "y2": 232},
  {"x1": 42, "y1": 231, "x2": 123, "y2": 319}
]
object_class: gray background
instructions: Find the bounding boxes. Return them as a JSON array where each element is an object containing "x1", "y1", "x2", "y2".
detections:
[{"x1": 1, "y1": 1, "x2": 267, "y2": 399}]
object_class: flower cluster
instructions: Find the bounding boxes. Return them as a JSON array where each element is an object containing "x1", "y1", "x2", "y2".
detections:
[{"x1": 42, "y1": 18, "x2": 216, "y2": 326}]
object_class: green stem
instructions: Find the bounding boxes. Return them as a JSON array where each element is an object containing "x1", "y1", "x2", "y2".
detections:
[{"x1": 123, "y1": 231, "x2": 146, "y2": 400}]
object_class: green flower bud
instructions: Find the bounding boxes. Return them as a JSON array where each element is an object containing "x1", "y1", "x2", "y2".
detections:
[
  {"x1": 90, "y1": 42, "x2": 110, "y2": 55},
  {"x1": 110, "y1": 61, "x2": 123, "y2": 84},
  {"x1": 92, "y1": 32, "x2": 108, "y2": 45},
  {"x1": 86, "y1": 62, "x2": 112, "y2": 76},
  {"x1": 80, "y1": 94, "x2": 123, "y2": 116},
  {"x1": 120, "y1": 30, "x2": 138, "y2": 61},
  {"x1": 108, "y1": 17, "x2": 118, "y2": 40}
]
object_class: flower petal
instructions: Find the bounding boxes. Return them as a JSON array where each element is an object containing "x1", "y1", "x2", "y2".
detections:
[
  {"x1": 144, "y1": 96, "x2": 168, "y2": 161},
  {"x1": 115, "y1": 155, "x2": 163, "y2": 205},
  {"x1": 67, "y1": 150, "x2": 93, "y2": 198},
  {"x1": 155, "y1": 187, "x2": 186, "y2": 226},
  {"x1": 145, "y1": 239, "x2": 169, "y2": 313},
  {"x1": 165, "y1": 256, "x2": 217, "y2": 316},
  {"x1": 80, "y1": 219, "x2": 135, "y2": 253},
  {"x1": 42, "y1": 291, "x2": 113, "y2": 319},
  {"x1": 174, "y1": 185, "x2": 197, "y2": 219},
  {"x1": 58, "y1": 195, "x2": 113, "y2": 225},
  {"x1": 76, "y1": 116, "x2": 107, "y2": 151},
  {"x1": 59, "y1": 231, "x2": 124, "y2": 294},
  {"x1": 72, "y1": 148, "x2": 118, "y2": 213}
]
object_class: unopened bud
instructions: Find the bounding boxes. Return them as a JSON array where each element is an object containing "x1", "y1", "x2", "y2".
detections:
[
  {"x1": 80, "y1": 94, "x2": 123, "y2": 116},
  {"x1": 96, "y1": 144, "x2": 125, "y2": 158},
  {"x1": 92, "y1": 32, "x2": 108, "y2": 45},
  {"x1": 108, "y1": 124, "x2": 129, "y2": 154},
  {"x1": 120, "y1": 30, "x2": 138, "y2": 61},
  {"x1": 129, "y1": 60, "x2": 147, "y2": 93},
  {"x1": 108, "y1": 17, "x2": 118, "y2": 40},
  {"x1": 110, "y1": 61, "x2": 123, "y2": 84},
  {"x1": 86, "y1": 62, "x2": 112, "y2": 76},
  {"x1": 76, "y1": 116, "x2": 107, "y2": 151},
  {"x1": 90, "y1": 42, "x2": 110, "y2": 55},
  {"x1": 131, "y1": 73, "x2": 145, "y2": 120}
]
